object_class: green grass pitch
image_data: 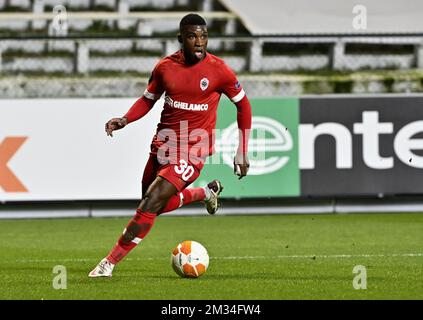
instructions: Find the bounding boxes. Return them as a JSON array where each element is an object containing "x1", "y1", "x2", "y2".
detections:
[{"x1": 0, "y1": 213, "x2": 422, "y2": 300}]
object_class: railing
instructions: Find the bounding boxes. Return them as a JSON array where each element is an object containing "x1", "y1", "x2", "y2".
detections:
[
  {"x1": 1, "y1": 34, "x2": 423, "y2": 98},
  {"x1": 0, "y1": 11, "x2": 237, "y2": 20}
]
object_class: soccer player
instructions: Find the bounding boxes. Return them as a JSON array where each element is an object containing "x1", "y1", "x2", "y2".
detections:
[{"x1": 89, "y1": 13, "x2": 252, "y2": 277}]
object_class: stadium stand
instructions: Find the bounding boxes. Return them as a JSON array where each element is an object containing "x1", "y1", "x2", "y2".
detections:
[
  {"x1": 220, "y1": 0, "x2": 423, "y2": 35},
  {"x1": 0, "y1": 0, "x2": 422, "y2": 97}
]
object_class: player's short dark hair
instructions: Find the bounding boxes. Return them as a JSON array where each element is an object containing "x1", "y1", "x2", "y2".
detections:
[{"x1": 179, "y1": 13, "x2": 207, "y2": 30}]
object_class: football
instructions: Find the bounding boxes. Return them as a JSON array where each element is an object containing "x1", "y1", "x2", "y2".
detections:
[{"x1": 171, "y1": 240, "x2": 209, "y2": 278}]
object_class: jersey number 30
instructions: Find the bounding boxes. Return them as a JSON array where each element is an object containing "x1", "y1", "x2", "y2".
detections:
[{"x1": 174, "y1": 159, "x2": 194, "y2": 181}]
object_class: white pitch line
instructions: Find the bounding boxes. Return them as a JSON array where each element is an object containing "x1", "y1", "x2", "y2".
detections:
[
  {"x1": 213, "y1": 253, "x2": 423, "y2": 259},
  {"x1": 9, "y1": 253, "x2": 423, "y2": 264}
]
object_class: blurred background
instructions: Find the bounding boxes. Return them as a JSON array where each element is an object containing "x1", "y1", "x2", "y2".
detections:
[
  {"x1": 1, "y1": 0, "x2": 423, "y2": 218},
  {"x1": 1, "y1": 0, "x2": 422, "y2": 98}
]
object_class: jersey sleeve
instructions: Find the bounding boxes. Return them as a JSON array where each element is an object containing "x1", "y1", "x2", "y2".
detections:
[
  {"x1": 219, "y1": 63, "x2": 245, "y2": 103},
  {"x1": 144, "y1": 62, "x2": 165, "y2": 100}
]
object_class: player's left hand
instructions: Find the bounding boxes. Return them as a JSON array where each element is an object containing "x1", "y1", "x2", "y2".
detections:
[{"x1": 233, "y1": 153, "x2": 249, "y2": 180}]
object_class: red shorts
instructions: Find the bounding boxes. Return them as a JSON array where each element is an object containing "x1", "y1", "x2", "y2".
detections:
[{"x1": 142, "y1": 153, "x2": 204, "y2": 192}]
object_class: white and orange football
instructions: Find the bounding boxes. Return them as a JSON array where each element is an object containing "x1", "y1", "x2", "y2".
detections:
[{"x1": 171, "y1": 240, "x2": 209, "y2": 278}]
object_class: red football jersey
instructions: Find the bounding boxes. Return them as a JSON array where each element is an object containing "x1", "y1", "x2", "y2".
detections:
[{"x1": 144, "y1": 50, "x2": 245, "y2": 164}]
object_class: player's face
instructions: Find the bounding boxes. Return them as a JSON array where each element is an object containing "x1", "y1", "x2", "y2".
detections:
[{"x1": 180, "y1": 25, "x2": 208, "y2": 63}]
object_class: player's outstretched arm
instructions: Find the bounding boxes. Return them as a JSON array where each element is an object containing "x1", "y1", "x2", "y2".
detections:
[{"x1": 233, "y1": 95, "x2": 252, "y2": 179}]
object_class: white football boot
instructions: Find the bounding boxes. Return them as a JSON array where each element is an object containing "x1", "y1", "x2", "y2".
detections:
[
  {"x1": 204, "y1": 180, "x2": 224, "y2": 215},
  {"x1": 88, "y1": 258, "x2": 115, "y2": 278}
]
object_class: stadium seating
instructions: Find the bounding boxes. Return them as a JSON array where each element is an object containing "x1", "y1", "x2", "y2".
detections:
[
  {"x1": 0, "y1": 0, "x2": 242, "y2": 74},
  {"x1": 0, "y1": 0, "x2": 422, "y2": 97}
]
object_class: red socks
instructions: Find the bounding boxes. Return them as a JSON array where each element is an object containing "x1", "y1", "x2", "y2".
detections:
[
  {"x1": 106, "y1": 209, "x2": 156, "y2": 264},
  {"x1": 106, "y1": 187, "x2": 206, "y2": 265},
  {"x1": 159, "y1": 187, "x2": 206, "y2": 214}
]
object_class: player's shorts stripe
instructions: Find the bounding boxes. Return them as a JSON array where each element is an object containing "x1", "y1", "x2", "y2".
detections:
[
  {"x1": 144, "y1": 89, "x2": 158, "y2": 100},
  {"x1": 230, "y1": 89, "x2": 245, "y2": 103},
  {"x1": 132, "y1": 237, "x2": 142, "y2": 244}
]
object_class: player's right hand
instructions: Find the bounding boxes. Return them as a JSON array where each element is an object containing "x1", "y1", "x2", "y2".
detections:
[{"x1": 105, "y1": 117, "x2": 128, "y2": 137}]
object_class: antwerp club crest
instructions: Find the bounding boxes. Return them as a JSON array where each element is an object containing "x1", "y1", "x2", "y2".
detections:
[{"x1": 200, "y1": 78, "x2": 209, "y2": 91}]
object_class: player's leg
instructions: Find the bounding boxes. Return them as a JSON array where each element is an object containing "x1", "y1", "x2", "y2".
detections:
[
  {"x1": 158, "y1": 180, "x2": 223, "y2": 215},
  {"x1": 109, "y1": 177, "x2": 177, "y2": 260},
  {"x1": 156, "y1": 157, "x2": 224, "y2": 215},
  {"x1": 141, "y1": 154, "x2": 158, "y2": 198},
  {"x1": 117, "y1": 176, "x2": 177, "y2": 245},
  {"x1": 89, "y1": 176, "x2": 177, "y2": 277},
  {"x1": 158, "y1": 158, "x2": 223, "y2": 214},
  {"x1": 103, "y1": 154, "x2": 159, "y2": 266},
  {"x1": 148, "y1": 153, "x2": 223, "y2": 214},
  {"x1": 89, "y1": 155, "x2": 164, "y2": 278}
]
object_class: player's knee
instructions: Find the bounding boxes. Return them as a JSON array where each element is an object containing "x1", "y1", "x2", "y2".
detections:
[{"x1": 140, "y1": 190, "x2": 168, "y2": 213}]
